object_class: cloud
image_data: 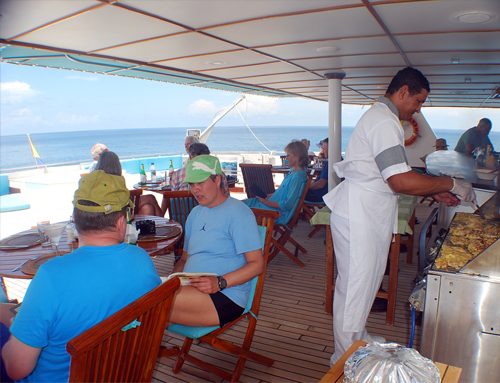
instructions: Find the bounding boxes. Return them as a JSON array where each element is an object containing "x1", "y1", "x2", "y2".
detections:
[
  {"x1": 66, "y1": 75, "x2": 99, "y2": 81},
  {"x1": 0, "y1": 81, "x2": 38, "y2": 104},
  {"x1": 11, "y1": 107, "x2": 32, "y2": 116},
  {"x1": 59, "y1": 114, "x2": 99, "y2": 124},
  {"x1": 242, "y1": 95, "x2": 280, "y2": 115},
  {"x1": 188, "y1": 99, "x2": 218, "y2": 115},
  {"x1": 188, "y1": 95, "x2": 281, "y2": 119}
]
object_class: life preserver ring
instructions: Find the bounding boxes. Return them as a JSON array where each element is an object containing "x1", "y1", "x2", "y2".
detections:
[{"x1": 404, "y1": 116, "x2": 419, "y2": 146}]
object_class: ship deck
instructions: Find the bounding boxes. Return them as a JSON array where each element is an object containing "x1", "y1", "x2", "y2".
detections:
[{"x1": 4, "y1": 203, "x2": 433, "y2": 383}]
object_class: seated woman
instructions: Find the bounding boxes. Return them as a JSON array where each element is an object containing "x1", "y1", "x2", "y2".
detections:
[
  {"x1": 95, "y1": 151, "x2": 122, "y2": 176},
  {"x1": 243, "y1": 140, "x2": 308, "y2": 225}
]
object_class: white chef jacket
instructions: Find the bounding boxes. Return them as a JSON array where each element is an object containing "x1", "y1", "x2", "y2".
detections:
[{"x1": 323, "y1": 97, "x2": 412, "y2": 332}]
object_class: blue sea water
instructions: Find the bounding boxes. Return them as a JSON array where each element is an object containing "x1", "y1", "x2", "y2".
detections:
[{"x1": 1, "y1": 126, "x2": 499, "y2": 172}]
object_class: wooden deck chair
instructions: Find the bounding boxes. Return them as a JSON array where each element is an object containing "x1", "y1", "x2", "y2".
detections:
[
  {"x1": 239, "y1": 163, "x2": 275, "y2": 198},
  {"x1": 268, "y1": 173, "x2": 313, "y2": 267},
  {"x1": 160, "y1": 190, "x2": 198, "y2": 259},
  {"x1": 302, "y1": 200, "x2": 326, "y2": 238},
  {"x1": 161, "y1": 208, "x2": 280, "y2": 383},
  {"x1": 129, "y1": 188, "x2": 142, "y2": 215},
  {"x1": 67, "y1": 278, "x2": 181, "y2": 383}
]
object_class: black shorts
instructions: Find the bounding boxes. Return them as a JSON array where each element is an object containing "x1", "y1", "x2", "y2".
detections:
[{"x1": 209, "y1": 292, "x2": 245, "y2": 327}]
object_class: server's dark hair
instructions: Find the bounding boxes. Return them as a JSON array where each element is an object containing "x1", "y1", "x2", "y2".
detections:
[{"x1": 386, "y1": 67, "x2": 430, "y2": 96}]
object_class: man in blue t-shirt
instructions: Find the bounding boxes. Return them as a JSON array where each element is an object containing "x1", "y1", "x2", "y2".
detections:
[
  {"x1": 305, "y1": 138, "x2": 329, "y2": 202},
  {"x1": 169, "y1": 155, "x2": 263, "y2": 328},
  {"x1": 2, "y1": 171, "x2": 161, "y2": 383}
]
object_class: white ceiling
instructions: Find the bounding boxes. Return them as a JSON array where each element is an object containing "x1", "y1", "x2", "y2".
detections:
[{"x1": 1, "y1": 0, "x2": 499, "y2": 108}]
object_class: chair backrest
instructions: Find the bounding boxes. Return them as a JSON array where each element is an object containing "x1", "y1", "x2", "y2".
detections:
[
  {"x1": 162, "y1": 190, "x2": 198, "y2": 230},
  {"x1": 247, "y1": 208, "x2": 279, "y2": 316},
  {"x1": 67, "y1": 278, "x2": 180, "y2": 383},
  {"x1": 129, "y1": 189, "x2": 143, "y2": 216},
  {"x1": 161, "y1": 190, "x2": 198, "y2": 253},
  {"x1": 280, "y1": 172, "x2": 313, "y2": 229},
  {"x1": 239, "y1": 163, "x2": 275, "y2": 198}
]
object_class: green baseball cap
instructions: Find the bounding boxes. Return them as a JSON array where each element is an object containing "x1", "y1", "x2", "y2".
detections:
[
  {"x1": 73, "y1": 170, "x2": 133, "y2": 214},
  {"x1": 183, "y1": 155, "x2": 222, "y2": 184}
]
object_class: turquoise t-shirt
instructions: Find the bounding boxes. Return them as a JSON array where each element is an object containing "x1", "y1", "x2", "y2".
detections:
[
  {"x1": 183, "y1": 197, "x2": 262, "y2": 308},
  {"x1": 10, "y1": 243, "x2": 161, "y2": 383}
]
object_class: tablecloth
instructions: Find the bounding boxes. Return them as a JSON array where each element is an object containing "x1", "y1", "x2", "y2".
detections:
[{"x1": 310, "y1": 194, "x2": 418, "y2": 235}]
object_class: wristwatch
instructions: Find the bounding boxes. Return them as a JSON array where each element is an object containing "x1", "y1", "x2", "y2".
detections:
[{"x1": 217, "y1": 276, "x2": 227, "y2": 291}]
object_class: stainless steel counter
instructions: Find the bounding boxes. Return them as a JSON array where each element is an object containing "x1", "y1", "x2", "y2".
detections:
[{"x1": 426, "y1": 151, "x2": 498, "y2": 190}]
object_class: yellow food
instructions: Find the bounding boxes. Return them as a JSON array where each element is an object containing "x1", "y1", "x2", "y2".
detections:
[{"x1": 434, "y1": 213, "x2": 500, "y2": 270}]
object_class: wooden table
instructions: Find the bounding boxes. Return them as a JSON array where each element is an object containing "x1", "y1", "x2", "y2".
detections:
[
  {"x1": 310, "y1": 194, "x2": 418, "y2": 325},
  {"x1": 320, "y1": 340, "x2": 462, "y2": 382},
  {"x1": 0, "y1": 216, "x2": 181, "y2": 279}
]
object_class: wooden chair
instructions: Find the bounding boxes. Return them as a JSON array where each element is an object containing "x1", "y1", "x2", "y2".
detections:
[
  {"x1": 129, "y1": 188, "x2": 142, "y2": 215},
  {"x1": 268, "y1": 173, "x2": 313, "y2": 267},
  {"x1": 160, "y1": 190, "x2": 198, "y2": 259},
  {"x1": 239, "y1": 163, "x2": 275, "y2": 198},
  {"x1": 162, "y1": 208, "x2": 280, "y2": 383},
  {"x1": 67, "y1": 278, "x2": 181, "y2": 383}
]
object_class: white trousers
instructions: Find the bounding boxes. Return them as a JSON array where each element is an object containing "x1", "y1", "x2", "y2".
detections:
[{"x1": 328, "y1": 211, "x2": 390, "y2": 367}]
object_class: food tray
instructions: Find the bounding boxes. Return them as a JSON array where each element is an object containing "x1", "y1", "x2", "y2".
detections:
[
  {"x1": 433, "y1": 212, "x2": 500, "y2": 272},
  {"x1": 0, "y1": 232, "x2": 45, "y2": 250},
  {"x1": 137, "y1": 225, "x2": 181, "y2": 242}
]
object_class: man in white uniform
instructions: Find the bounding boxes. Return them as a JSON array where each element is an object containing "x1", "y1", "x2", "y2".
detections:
[{"x1": 323, "y1": 67, "x2": 476, "y2": 366}]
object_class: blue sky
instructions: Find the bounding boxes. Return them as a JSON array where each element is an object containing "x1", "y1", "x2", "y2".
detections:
[{"x1": 1, "y1": 62, "x2": 499, "y2": 136}]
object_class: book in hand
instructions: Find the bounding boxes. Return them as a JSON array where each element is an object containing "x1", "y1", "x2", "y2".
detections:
[
  {"x1": 161, "y1": 272, "x2": 218, "y2": 286},
  {"x1": 249, "y1": 183, "x2": 267, "y2": 199}
]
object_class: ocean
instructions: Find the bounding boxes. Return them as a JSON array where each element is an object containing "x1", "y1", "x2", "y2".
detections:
[{"x1": 1, "y1": 126, "x2": 500, "y2": 172}]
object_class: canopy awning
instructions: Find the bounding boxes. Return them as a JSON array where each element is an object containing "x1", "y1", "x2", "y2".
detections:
[{"x1": 1, "y1": 0, "x2": 499, "y2": 108}]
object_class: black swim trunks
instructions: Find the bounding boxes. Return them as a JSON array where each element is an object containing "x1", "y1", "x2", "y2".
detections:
[{"x1": 209, "y1": 292, "x2": 245, "y2": 327}]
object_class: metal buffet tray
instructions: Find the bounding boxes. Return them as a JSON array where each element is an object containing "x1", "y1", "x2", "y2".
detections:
[
  {"x1": 460, "y1": 239, "x2": 500, "y2": 279},
  {"x1": 432, "y1": 205, "x2": 500, "y2": 275}
]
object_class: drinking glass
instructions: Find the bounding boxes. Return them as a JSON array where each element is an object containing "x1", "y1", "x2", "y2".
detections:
[
  {"x1": 37, "y1": 220, "x2": 52, "y2": 247},
  {"x1": 43, "y1": 222, "x2": 68, "y2": 256}
]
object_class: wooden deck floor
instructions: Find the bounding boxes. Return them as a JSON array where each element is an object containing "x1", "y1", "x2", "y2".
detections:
[
  {"x1": 151, "y1": 204, "x2": 434, "y2": 383},
  {"x1": 3, "y1": 204, "x2": 435, "y2": 383}
]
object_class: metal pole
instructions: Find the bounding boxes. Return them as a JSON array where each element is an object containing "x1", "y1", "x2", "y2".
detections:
[{"x1": 325, "y1": 72, "x2": 345, "y2": 189}]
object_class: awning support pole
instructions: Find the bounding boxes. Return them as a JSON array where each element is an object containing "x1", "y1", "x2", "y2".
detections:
[{"x1": 325, "y1": 72, "x2": 346, "y2": 189}]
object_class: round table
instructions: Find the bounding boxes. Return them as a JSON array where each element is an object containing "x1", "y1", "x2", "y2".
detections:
[{"x1": 0, "y1": 216, "x2": 182, "y2": 279}]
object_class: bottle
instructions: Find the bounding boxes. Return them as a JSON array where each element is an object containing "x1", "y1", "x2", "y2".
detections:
[
  {"x1": 168, "y1": 160, "x2": 175, "y2": 182},
  {"x1": 150, "y1": 162, "x2": 156, "y2": 182},
  {"x1": 140, "y1": 164, "x2": 147, "y2": 186},
  {"x1": 485, "y1": 145, "x2": 495, "y2": 169}
]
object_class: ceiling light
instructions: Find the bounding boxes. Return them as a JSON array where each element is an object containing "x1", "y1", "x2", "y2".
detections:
[
  {"x1": 456, "y1": 12, "x2": 494, "y2": 24},
  {"x1": 207, "y1": 61, "x2": 225, "y2": 65},
  {"x1": 316, "y1": 46, "x2": 339, "y2": 53},
  {"x1": 451, "y1": 59, "x2": 460, "y2": 64}
]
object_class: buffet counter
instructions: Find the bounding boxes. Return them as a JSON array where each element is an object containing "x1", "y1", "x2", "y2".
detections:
[{"x1": 421, "y1": 193, "x2": 500, "y2": 383}]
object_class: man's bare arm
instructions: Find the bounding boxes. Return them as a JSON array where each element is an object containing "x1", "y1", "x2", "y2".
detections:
[
  {"x1": 387, "y1": 170, "x2": 453, "y2": 196},
  {"x1": 308, "y1": 178, "x2": 327, "y2": 191},
  {"x1": 2, "y1": 335, "x2": 41, "y2": 380}
]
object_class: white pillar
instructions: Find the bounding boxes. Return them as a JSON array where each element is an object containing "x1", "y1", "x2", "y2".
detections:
[{"x1": 325, "y1": 72, "x2": 345, "y2": 189}]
